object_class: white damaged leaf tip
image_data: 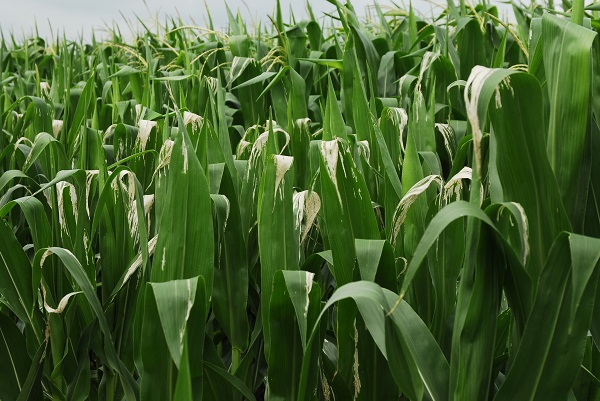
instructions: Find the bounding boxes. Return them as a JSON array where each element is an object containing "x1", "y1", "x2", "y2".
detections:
[
  {"x1": 273, "y1": 155, "x2": 293, "y2": 194},
  {"x1": 391, "y1": 175, "x2": 443, "y2": 245},
  {"x1": 443, "y1": 166, "x2": 472, "y2": 204},
  {"x1": 465, "y1": 66, "x2": 497, "y2": 175},
  {"x1": 39, "y1": 81, "x2": 50, "y2": 94},
  {"x1": 111, "y1": 171, "x2": 141, "y2": 244},
  {"x1": 303, "y1": 192, "x2": 321, "y2": 243},
  {"x1": 305, "y1": 271, "x2": 314, "y2": 295},
  {"x1": 398, "y1": 75, "x2": 410, "y2": 99},
  {"x1": 251, "y1": 132, "x2": 270, "y2": 155},
  {"x1": 236, "y1": 140, "x2": 252, "y2": 158},
  {"x1": 293, "y1": 190, "x2": 322, "y2": 244},
  {"x1": 40, "y1": 249, "x2": 53, "y2": 268},
  {"x1": 183, "y1": 111, "x2": 203, "y2": 132},
  {"x1": 498, "y1": 202, "x2": 530, "y2": 265},
  {"x1": 85, "y1": 170, "x2": 99, "y2": 218},
  {"x1": 204, "y1": 76, "x2": 218, "y2": 93},
  {"x1": 56, "y1": 181, "x2": 79, "y2": 234},
  {"x1": 43, "y1": 289, "x2": 82, "y2": 314},
  {"x1": 296, "y1": 117, "x2": 311, "y2": 130},
  {"x1": 416, "y1": 52, "x2": 439, "y2": 90},
  {"x1": 229, "y1": 56, "x2": 253, "y2": 83},
  {"x1": 123, "y1": 235, "x2": 158, "y2": 285},
  {"x1": 182, "y1": 142, "x2": 189, "y2": 173},
  {"x1": 135, "y1": 104, "x2": 143, "y2": 121},
  {"x1": 137, "y1": 120, "x2": 157, "y2": 152},
  {"x1": 320, "y1": 140, "x2": 342, "y2": 205},
  {"x1": 253, "y1": 127, "x2": 291, "y2": 155},
  {"x1": 495, "y1": 88, "x2": 502, "y2": 108},
  {"x1": 387, "y1": 107, "x2": 408, "y2": 153},
  {"x1": 357, "y1": 140, "x2": 371, "y2": 164},
  {"x1": 180, "y1": 279, "x2": 195, "y2": 352},
  {"x1": 143, "y1": 194, "x2": 155, "y2": 214},
  {"x1": 304, "y1": 271, "x2": 314, "y2": 320},
  {"x1": 153, "y1": 140, "x2": 175, "y2": 177},
  {"x1": 435, "y1": 123, "x2": 455, "y2": 160},
  {"x1": 52, "y1": 120, "x2": 63, "y2": 138}
]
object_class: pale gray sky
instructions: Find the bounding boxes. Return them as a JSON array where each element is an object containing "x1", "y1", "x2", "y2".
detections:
[{"x1": 1, "y1": 0, "x2": 512, "y2": 41}]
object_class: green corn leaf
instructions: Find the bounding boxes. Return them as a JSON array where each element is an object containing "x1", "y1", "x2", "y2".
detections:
[
  {"x1": 34, "y1": 247, "x2": 139, "y2": 400},
  {"x1": 203, "y1": 361, "x2": 257, "y2": 401},
  {"x1": 322, "y1": 76, "x2": 347, "y2": 141},
  {"x1": 355, "y1": 239, "x2": 396, "y2": 290},
  {"x1": 467, "y1": 66, "x2": 570, "y2": 285},
  {"x1": 150, "y1": 126, "x2": 214, "y2": 303},
  {"x1": 258, "y1": 153, "x2": 297, "y2": 360},
  {"x1": 16, "y1": 341, "x2": 45, "y2": 401},
  {"x1": 299, "y1": 281, "x2": 449, "y2": 401},
  {"x1": 211, "y1": 162, "x2": 250, "y2": 353},
  {"x1": 495, "y1": 233, "x2": 600, "y2": 401},
  {"x1": 0, "y1": 219, "x2": 38, "y2": 330},
  {"x1": 450, "y1": 221, "x2": 504, "y2": 401},
  {"x1": 0, "y1": 313, "x2": 31, "y2": 400},
  {"x1": 542, "y1": 14, "x2": 597, "y2": 230},
  {"x1": 268, "y1": 270, "x2": 320, "y2": 400}
]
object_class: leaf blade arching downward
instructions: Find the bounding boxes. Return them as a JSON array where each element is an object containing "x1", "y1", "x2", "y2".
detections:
[
  {"x1": 298, "y1": 281, "x2": 449, "y2": 401},
  {"x1": 466, "y1": 66, "x2": 570, "y2": 285},
  {"x1": 494, "y1": 233, "x2": 600, "y2": 401},
  {"x1": 34, "y1": 247, "x2": 139, "y2": 400}
]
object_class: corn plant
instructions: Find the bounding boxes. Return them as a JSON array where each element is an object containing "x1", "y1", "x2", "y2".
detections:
[{"x1": 1, "y1": 0, "x2": 600, "y2": 400}]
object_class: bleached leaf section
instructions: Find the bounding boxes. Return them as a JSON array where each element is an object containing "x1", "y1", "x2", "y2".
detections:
[
  {"x1": 236, "y1": 140, "x2": 252, "y2": 158},
  {"x1": 357, "y1": 140, "x2": 371, "y2": 164},
  {"x1": 182, "y1": 141, "x2": 189, "y2": 173},
  {"x1": 464, "y1": 66, "x2": 496, "y2": 175},
  {"x1": 84, "y1": 170, "x2": 99, "y2": 218},
  {"x1": 391, "y1": 175, "x2": 443, "y2": 245},
  {"x1": 385, "y1": 107, "x2": 408, "y2": 155},
  {"x1": 320, "y1": 139, "x2": 342, "y2": 205},
  {"x1": 435, "y1": 123, "x2": 455, "y2": 160},
  {"x1": 414, "y1": 52, "x2": 439, "y2": 121},
  {"x1": 416, "y1": 52, "x2": 439, "y2": 93},
  {"x1": 353, "y1": 320, "x2": 361, "y2": 400},
  {"x1": 42, "y1": 288, "x2": 82, "y2": 314},
  {"x1": 137, "y1": 119, "x2": 157, "y2": 151},
  {"x1": 293, "y1": 190, "x2": 321, "y2": 245},
  {"x1": 56, "y1": 181, "x2": 78, "y2": 234},
  {"x1": 304, "y1": 271, "x2": 314, "y2": 319},
  {"x1": 443, "y1": 167, "x2": 472, "y2": 204},
  {"x1": 52, "y1": 120, "x2": 63, "y2": 138},
  {"x1": 38, "y1": 248, "x2": 84, "y2": 314},
  {"x1": 123, "y1": 235, "x2": 159, "y2": 286},
  {"x1": 39, "y1": 82, "x2": 50, "y2": 96},
  {"x1": 153, "y1": 139, "x2": 175, "y2": 177},
  {"x1": 111, "y1": 170, "x2": 142, "y2": 245},
  {"x1": 273, "y1": 155, "x2": 293, "y2": 198},
  {"x1": 497, "y1": 202, "x2": 530, "y2": 265},
  {"x1": 183, "y1": 111, "x2": 203, "y2": 132}
]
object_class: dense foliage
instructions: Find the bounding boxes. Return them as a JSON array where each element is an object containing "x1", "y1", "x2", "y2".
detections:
[{"x1": 1, "y1": 0, "x2": 600, "y2": 400}]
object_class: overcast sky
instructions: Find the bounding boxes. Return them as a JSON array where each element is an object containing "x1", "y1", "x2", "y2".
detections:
[{"x1": 1, "y1": 0, "x2": 512, "y2": 41}]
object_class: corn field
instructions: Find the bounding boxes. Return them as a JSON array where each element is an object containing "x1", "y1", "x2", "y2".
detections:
[{"x1": 1, "y1": 0, "x2": 600, "y2": 399}]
